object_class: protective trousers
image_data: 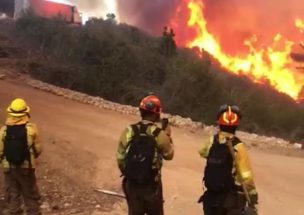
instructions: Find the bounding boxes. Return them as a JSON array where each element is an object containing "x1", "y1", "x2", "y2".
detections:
[
  {"x1": 122, "y1": 178, "x2": 164, "y2": 215},
  {"x1": 4, "y1": 168, "x2": 41, "y2": 215},
  {"x1": 202, "y1": 189, "x2": 246, "y2": 215}
]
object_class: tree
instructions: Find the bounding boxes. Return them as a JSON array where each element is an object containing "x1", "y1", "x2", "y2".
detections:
[{"x1": 106, "y1": 13, "x2": 116, "y2": 24}]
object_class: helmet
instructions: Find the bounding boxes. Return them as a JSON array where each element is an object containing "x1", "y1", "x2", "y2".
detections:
[
  {"x1": 217, "y1": 105, "x2": 241, "y2": 126},
  {"x1": 7, "y1": 98, "x2": 30, "y2": 117},
  {"x1": 139, "y1": 95, "x2": 162, "y2": 114}
]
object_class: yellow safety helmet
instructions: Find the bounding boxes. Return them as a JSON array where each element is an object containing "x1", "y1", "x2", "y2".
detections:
[{"x1": 7, "y1": 98, "x2": 30, "y2": 117}]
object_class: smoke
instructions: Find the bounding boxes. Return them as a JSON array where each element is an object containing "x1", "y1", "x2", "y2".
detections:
[
  {"x1": 115, "y1": 0, "x2": 304, "y2": 54},
  {"x1": 202, "y1": 0, "x2": 304, "y2": 54},
  {"x1": 70, "y1": 0, "x2": 104, "y2": 13},
  {"x1": 63, "y1": 0, "x2": 118, "y2": 20},
  {"x1": 117, "y1": 0, "x2": 180, "y2": 34},
  {"x1": 58, "y1": 0, "x2": 304, "y2": 54}
]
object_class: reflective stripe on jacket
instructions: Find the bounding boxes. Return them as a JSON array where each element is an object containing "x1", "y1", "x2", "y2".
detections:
[
  {"x1": 199, "y1": 131, "x2": 256, "y2": 192},
  {"x1": 117, "y1": 120, "x2": 174, "y2": 174}
]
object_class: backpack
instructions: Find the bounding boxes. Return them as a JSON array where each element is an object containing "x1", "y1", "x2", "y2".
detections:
[
  {"x1": 124, "y1": 122, "x2": 162, "y2": 185},
  {"x1": 3, "y1": 124, "x2": 30, "y2": 166},
  {"x1": 204, "y1": 135, "x2": 241, "y2": 191}
]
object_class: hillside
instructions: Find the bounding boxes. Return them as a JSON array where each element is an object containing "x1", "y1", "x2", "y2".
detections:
[
  {"x1": 0, "y1": 16, "x2": 304, "y2": 213},
  {"x1": 1, "y1": 13, "x2": 303, "y2": 142}
]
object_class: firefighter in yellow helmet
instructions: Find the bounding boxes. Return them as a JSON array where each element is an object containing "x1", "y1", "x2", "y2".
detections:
[
  {"x1": 198, "y1": 105, "x2": 258, "y2": 215},
  {"x1": 0, "y1": 98, "x2": 42, "y2": 215},
  {"x1": 117, "y1": 94, "x2": 174, "y2": 215}
]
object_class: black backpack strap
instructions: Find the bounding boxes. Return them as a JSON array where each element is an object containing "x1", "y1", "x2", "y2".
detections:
[
  {"x1": 214, "y1": 134, "x2": 240, "y2": 148},
  {"x1": 135, "y1": 121, "x2": 155, "y2": 134},
  {"x1": 131, "y1": 121, "x2": 161, "y2": 137},
  {"x1": 23, "y1": 123, "x2": 32, "y2": 168},
  {"x1": 126, "y1": 123, "x2": 140, "y2": 148},
  {"x1": 130, "y1": 124, "x2": 140, "y2": 137},
  {"x1": 152, "y1": 127, "x2": 162, "y2": 137},
  {"x1": 208, "y1": 134, "x2": 219, "y2": 151},
  {"x1": 139, "y1": 123, "x2": 149, "y2": 134},
  {"x1": 232, "y1": 136, "x2": 241, "y2": 147},
  {"x1": 22, "y1": 123, "x2": 32, "y2": 168},
  {"x1": 213, "y1": 134, "x2": 219, "y2": 143}
]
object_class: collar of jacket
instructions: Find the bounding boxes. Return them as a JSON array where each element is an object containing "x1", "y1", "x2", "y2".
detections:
[
  {"x1": 5, "y1": 115, "x2": 29, "y2": 126},
  {"x1": 218, "y1": 131, "x2": 234, "y2": 144}
]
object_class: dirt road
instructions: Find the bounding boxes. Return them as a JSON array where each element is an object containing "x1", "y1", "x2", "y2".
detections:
[{"x1": 0, "y1": 78, "x2": 303, "y2": 214}]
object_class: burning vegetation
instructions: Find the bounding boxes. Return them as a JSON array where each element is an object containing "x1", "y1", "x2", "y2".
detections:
[
  {"x1": 168, "y1": 0, "x2": 304, "y2": 102},
  {"x1": 115, "y1": 0, "x2": 304, "y2": 102},
  {"x1": 4, "y1": 0, "x2": 304, "y2": 102},
  {"x1": 3, "y1": 12, "x2": 302, "y2": 141}
]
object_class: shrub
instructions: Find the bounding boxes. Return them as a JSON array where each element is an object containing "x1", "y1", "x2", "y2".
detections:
[{"x1": 12, "y1": 13, "x2": 304, "y2": 141}]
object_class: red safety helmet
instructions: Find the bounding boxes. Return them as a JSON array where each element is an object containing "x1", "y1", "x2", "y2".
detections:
[
  {"x1": 217, "y1": 105, "x2": 241, "y2": 126},
  {"x1": 139, "y1": 95, "x2": 162, "y2": 114}
]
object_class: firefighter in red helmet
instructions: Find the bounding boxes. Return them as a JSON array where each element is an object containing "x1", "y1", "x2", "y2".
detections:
[
  {"x1": 117, "y1": 94, "x2": 174, "y2": 215},
  {"x1": 198, "y1": 105, "x2": 258, "y2": 215}
]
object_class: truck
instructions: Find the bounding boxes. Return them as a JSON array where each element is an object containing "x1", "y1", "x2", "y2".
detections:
[{"x1": 14, "y1": 0, "x2": 82, "y2": 24}]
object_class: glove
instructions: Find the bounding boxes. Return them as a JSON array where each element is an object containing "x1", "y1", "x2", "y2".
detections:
[
  {"x1": 161, "y1": 118, "x2": 171, "y2": 136},
  {"x1": 161, "y1": 118, "x2": 169, "y2": 130},
  {"x1": 249, "y1": 190, "x2": 258, "y2": 206}
]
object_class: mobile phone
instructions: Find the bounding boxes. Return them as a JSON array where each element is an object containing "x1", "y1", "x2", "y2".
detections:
[{"x1": 161, "y1": 118, "x2": 169, "y2": 130}]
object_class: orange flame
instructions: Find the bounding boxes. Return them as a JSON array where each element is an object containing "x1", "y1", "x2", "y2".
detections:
[
  {"x1": 295, "y1": 18, "x2": 304, "y2": 32},
  {"x1": 173, "y1": 0, "x2": 304, "y2": 101}
]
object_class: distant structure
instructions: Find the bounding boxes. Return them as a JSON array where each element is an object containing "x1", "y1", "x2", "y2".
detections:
[
  {"x1": 0, "y1": 0, "x2": 15, "y2": 17},
  {"x1": 14, "y1": 0, "x2": 82, "y2": 24}
]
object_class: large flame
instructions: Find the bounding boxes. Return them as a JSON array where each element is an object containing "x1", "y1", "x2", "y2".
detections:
[
  {"x1": 171, "y1": 0, "x2": 304, "y2": 101},
  {"x1": 295, "y1": 18, "x2": 304, "y2": 32}
]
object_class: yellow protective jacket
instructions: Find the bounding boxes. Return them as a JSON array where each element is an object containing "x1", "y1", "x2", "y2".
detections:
[
  {"x1": 117, "y1": 120, "x2": 174, "y2": 177},
  {"x1": 199, "y1": 131, "x2": 256, "y2": 194},
  {"x1": 0, "y1": 115, "x2": 42, "y2": 169}
]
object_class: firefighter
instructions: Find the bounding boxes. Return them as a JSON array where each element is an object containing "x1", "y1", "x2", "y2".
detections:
[
  {"x1": 0, "y1": 98, "x2": 42, "y2": 215},
  {"x1": 168, "y1": 28, "x2": 176, "y2": 56},
  {"x1": 198, "y1": 105, "x2": 258, "y2": 215},
  {"x1": 162, "y1": 26, "x2": 170, "y2": 56},
  {"x1": 163, "y1": 26, "x2": 169, "y2": 37},
  {"x1": 117, "y1": 94, "x2": 174, "y2": 215}
]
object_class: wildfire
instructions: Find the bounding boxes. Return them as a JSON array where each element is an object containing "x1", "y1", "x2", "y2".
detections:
[
  {"x1": 172, "y1": 0, "x2": 304, "y2": 101},
  {"x1": 295, "y1": 18, "x2": 304, "y2": 32}
]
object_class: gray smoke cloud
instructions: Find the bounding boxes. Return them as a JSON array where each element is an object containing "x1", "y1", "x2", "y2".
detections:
[
  {"x1": 70, "y1": 0, "x2": 103, "y2": 11},
  {"x1": 117, "y1": 0, "x2": 180, "y2": 34},
  {"x1": 69, "y1": 0, "x2": 116, "y2": 19},
  {"x1": 115, "y1": 0, "x2": 304, "y2": 54},
  {"x1": 202, "y1": 0, "x2": 304, "y2": 54},
  {"x1": 67, "y1": 0, "x2": 304, "y2": 51}
]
